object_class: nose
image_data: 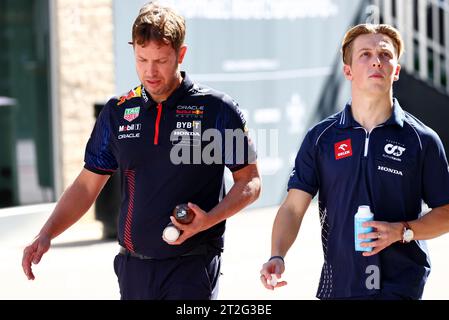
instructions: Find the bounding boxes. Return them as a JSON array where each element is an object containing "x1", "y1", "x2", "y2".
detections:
[
  {"x1": 145, "y1": 62, "x2": 158, "y2": 77},
  {"x1": 372, "y1": 56, "x2": 382, "y2": 68}
]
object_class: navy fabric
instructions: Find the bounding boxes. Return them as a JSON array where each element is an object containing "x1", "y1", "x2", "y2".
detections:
[
  {"x1": 84, "y1": 72, "x2": 256, "y2": 259},
  {"x1": 114, "y1": 250, "x2": 221, "y2": 300},
  {"x1": 288, "y1": 98, "x2": 449, "y2": 299}
]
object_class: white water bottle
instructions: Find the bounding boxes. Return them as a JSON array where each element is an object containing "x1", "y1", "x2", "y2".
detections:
[{"x1": 354, "y1": 205, "x2": 374, "y2": 252}]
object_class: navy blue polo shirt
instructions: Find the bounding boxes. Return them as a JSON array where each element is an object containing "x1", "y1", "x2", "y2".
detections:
[
  {"x1": 288, "y1": 98, "x2": 449, "y2": 299},
  {"x1": 84, "y1": 72, "x2": 256, "y2": 259}
]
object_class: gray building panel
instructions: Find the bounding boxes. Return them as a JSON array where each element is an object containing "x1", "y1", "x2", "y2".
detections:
[{"x1": 113, "y1": 0, "x2": 364, "y2": 207}]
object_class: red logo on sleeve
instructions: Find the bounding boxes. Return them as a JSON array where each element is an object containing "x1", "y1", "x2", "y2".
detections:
[{"x1": 334, "y1": 139, "x2": 353, "y2": 160}]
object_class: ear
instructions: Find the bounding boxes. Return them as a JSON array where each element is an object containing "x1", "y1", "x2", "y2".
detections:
[
  {"x1": 343, "y1": 64, "x2": 352, "y2": 80},
  {"x1": 393, "y1": 63, "x2": 401, "y2": 81},
  {"x1": 178, "y1": 45, "x2": 187, "y2": 64}
]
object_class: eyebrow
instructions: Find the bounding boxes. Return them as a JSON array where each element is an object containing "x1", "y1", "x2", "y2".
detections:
[
  {"x1": 356, "y1": 47, "x2": 394, "y2": 53},
  {"x1": 357, "y1": 48, "x2": 372, "y2": 52}
]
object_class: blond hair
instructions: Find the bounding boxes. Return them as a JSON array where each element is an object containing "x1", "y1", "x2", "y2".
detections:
[
  {"x1": 341, "y1": 24, "x2": 404, "y2": 65},
  {"x1": 130, "y1": 2, "x2": 185, "y2": 51}
]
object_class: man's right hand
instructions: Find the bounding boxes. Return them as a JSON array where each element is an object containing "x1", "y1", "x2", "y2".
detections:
[
  {"x1": 22, "y1": 234, "x2": 51, "y2": 280},
  {"x1": 260, "y1": 258, "x2": 287, "y2": 290}
]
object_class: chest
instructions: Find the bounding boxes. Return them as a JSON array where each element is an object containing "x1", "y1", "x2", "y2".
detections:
[
  {"x1": 317, "y1": 128, "x2": 421, "y2": 183},
  {"x1": 110, "y1": 105, "x2": 217, "y2": 166}
]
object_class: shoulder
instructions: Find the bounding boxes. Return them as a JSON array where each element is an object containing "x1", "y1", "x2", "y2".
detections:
[
  {"x1": 306, "y1": 112, "x2": 341, "y2": 146},
  {"x1": 108, "y1": 85, "x2": 144, "y2": 108},
  {"x1": 188, "y1": 82, "x2": 237, "y2": 107},
  {"x1": 402, "y1": 111, "x2": 443, "y2": 150},
  {"x1": 188, "y1": 82, "x2": 244, "y2": 119}
]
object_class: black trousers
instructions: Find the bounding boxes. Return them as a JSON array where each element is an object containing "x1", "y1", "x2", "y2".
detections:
[{"x1": 113, "y1": 249, "x2": 221, "y2": 300}]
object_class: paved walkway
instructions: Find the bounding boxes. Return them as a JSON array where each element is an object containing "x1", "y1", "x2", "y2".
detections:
[{"x1": 1, "y1": 202, "x2": 448, "y2": 299}]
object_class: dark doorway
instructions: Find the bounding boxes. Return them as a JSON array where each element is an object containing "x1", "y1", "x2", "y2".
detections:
[{"x1": 0, "y1": 0, "x2": 54, "y2": 207}]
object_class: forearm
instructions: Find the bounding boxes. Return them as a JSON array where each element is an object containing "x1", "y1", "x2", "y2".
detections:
[
  {"x1": 38, "y1": 170, "x2": 109, "y2": 240},
  {"x1": 271, "y1": 204, "x2": 303, "y2": 258},
  {"x1": 409, "y1": 204, "x2": 449, "y2": 240},
  {"x1": 207, "y1": 174, "x2": 261, "y2": 226},
  {"x1": 270, "y1": 189, "x2": 312, "y2": 258}
]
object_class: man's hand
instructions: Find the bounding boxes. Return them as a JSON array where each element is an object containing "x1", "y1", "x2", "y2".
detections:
[
  {"x1": 22, "y1": 234, "x2": 51, "y2": 280},
  {"x1": 358, "y1": 221, "x2": 403, "y2": 256},
  {"x1": 163, "y1": 202, "x2": 210, "y2": 245},
  {"x1": 260, "y1": 258, "x2": 287, "y2": 290}
]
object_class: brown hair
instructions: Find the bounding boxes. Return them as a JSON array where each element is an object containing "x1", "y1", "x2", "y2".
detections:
[
  {"x1": 130, "y1": 2, "x2": 185, "y2": 51},
  {"x1": 341, "y1": 24, "x2": 404, "y2": 65}
]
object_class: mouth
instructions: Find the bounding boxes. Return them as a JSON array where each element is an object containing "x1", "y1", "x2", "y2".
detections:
[
  {"x1": 369, "y1": 74, "x2": 384, "y2": 79},
  {"x1": 145, "y1": 79, "x2": 161, "y2": 86}
]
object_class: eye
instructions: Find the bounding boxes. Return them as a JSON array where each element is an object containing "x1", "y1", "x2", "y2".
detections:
[
  {"x1": 382, "y1": 52, "x2": 393, "y2": 59},
  {"x1": 361, "y1": 52, "x2": 370, "y2": 57}
]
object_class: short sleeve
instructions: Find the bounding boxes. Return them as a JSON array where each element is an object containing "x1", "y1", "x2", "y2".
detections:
[
  {"x1": 84, "y1": 102, "x2": 118, "y2": 175},
  {"x1": 287, "y1": 130, "x2": 319, "y2": 197},
  {"x1": 421, "y1": 131, "x2": 449, "y2": 208},
  {"x1": 219, "y1": 96, "x2": 257, "y2": 172}
]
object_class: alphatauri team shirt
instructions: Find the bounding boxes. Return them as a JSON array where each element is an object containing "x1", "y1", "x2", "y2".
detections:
[{"x1": 289, "y1": 99, "x2": 449, "y2": 299}]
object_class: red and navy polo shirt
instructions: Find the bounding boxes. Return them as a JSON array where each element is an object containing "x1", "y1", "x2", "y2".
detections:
[{"x1": 84, "y1": 72, "x2": 256, "y2": 259}]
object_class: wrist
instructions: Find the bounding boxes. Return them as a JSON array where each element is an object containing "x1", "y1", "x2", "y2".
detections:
[
  {"x1": 400, "y1": 221, "x2": 414, "y2": 243},
  {"x1": 38, "y1": 228, "x2": 53, "y2": 240},
  {"x1": 393, "y1": 222, "x2": 404, "y2": 242},
  {"x1": 269, "y1": 255, "x2": 285, "y2": 264}
]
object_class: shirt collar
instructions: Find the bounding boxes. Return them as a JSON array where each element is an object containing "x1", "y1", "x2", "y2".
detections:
[
  {"x1": 142, "y1": 71, "x2": 194, "y2": 109},
  {"x1": 337, "y1": 97, "x2": 405, "y2": 129}
]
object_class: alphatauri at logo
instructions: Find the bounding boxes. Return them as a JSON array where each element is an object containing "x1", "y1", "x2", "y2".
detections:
[{"x1": 384, "y1": 144, "x2": 406, "y2": 157}]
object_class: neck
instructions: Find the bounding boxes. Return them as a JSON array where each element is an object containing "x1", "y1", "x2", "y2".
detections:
[{"x1": 350, "y1": 93, "x2": 393, "y2": 131}]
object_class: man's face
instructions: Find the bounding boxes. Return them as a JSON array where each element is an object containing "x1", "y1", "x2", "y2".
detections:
[
  {"x1": 134, "y1": 41, "x2": 187, "y2": 103},
  {"x1": 343, "y1": 33, "x2": 401, "y2": 96}
]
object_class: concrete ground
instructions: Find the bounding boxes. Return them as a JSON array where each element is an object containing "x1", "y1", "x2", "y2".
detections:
[{"x1": 1, "y1": 202, "x2": 449, "y2": 300}]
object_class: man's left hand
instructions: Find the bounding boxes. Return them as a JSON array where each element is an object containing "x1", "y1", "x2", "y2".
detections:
[
  {"x1": 163, "y1": 202, "x2": 210, "y2": 245},
  {"x1": 358, "y1": 221, "x2": 403, "y2": 256}
]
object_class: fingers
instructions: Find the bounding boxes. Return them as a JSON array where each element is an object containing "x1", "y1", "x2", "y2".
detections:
[
  {"x1": 187, "y1": 202, "x2": 206, "y2": 218},
  {"x1": 260, "y1": 273, "x2": 272, "y2": 290},
  {"x1": 165, "y1": 231, "x2": 189, "y2": 245},
  {"x1": 169, "y1": 216, "x2": 183, "y2": 229},
  {"x1": 163, "y1": 203, "x2": 208, "y2": 246},
  {"x1": 360, "y1": 238, "x2": 382, "y2": 248},
  {"x1": 362, "y1": 220, "x2": 381, "y2": 228},
  {"x1": 32, "y1": 243, "x2": 47, "y2": 265},
  {"x1": 22, "y1": 246, "x2": 35, "y2": 280},
  {"x1": 358, "y1": 231, "x2": 382, "y2": 240},
  {"x1": 260, "y1": 273, "x2": 287, "y2": 290},
  {"x1": 260, "y1": 263, "x2": 286, "y2": 290},
  {"x1": 187, "y1": 202, "x2": 199, "y2": 213},
  {"x1": 275, "y1": 280, "x2": 288, "y2": 288},
  {"x1": 163, "y1": 221, "x2": 192, "y2": 245},
  {"x1": 362, "y1": 247, "x2": 381, "y2": 256},
  {"x1": 270, "y1": 273, "x2": 287, "y2": 288},
  {"x1": 22, "y1": 237, "x2": 50, "y2": 280},
  {"x1": 360, "y1": 238, "x2": 385, "y2": 256}
]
